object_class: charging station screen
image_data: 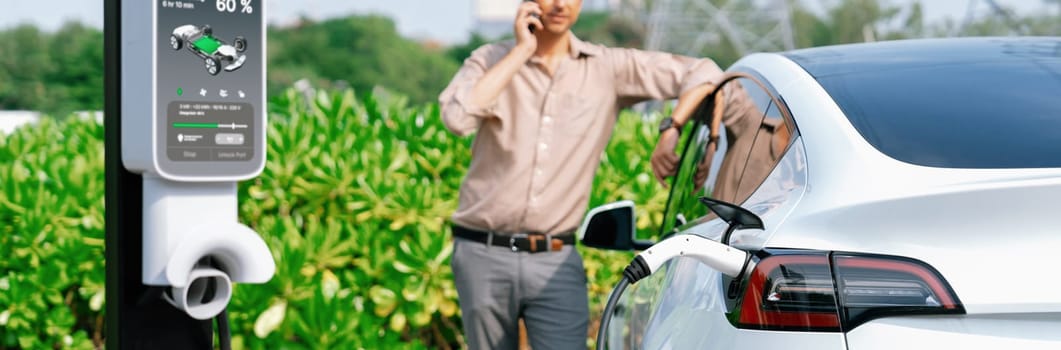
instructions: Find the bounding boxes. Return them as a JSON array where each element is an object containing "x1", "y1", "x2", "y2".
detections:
[{"x1": 156, "y1": 0, "x2": 263, "y2": 177}]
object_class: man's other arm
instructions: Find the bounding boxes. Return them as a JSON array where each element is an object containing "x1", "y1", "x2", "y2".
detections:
[
  {"x1": 611, "y1": 48, "x2": 723, "y2": 111},
  {"x1": 609, "y1": 49, "x2": 724, "y2": 186}
]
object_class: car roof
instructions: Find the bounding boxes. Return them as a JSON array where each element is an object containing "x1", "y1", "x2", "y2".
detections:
[
  {"x1": 782, "y1": 37, "x2": 1060, "y2": 78},
  {"x1": 781, "y1": 37, "x2": 1061, "y2": 169}
]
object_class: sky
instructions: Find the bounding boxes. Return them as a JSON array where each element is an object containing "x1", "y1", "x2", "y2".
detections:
[{"x1": 1, "y1": 0, "x2": 1054, "y2": 45}]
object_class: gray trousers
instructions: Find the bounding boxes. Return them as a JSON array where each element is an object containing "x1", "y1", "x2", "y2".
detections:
[{"x1": 451, "y1": 237, "x2": 589, "y2": 350}]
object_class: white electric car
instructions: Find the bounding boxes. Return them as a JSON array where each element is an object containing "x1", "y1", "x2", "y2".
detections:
[{"x1": 581, "y1": 37, "x2": 1061, "y2": 349}]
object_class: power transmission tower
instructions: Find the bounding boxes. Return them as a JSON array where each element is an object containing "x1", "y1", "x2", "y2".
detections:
[
  {"x1": 611, "y1": 0, "x2": 796, "y2": 115},
  {"x1": 640, "y1": 0, "x2": 796, "y2": 56},
  {"x1": 960, "y1": 0, "x2": 1030, "y2": 35}
]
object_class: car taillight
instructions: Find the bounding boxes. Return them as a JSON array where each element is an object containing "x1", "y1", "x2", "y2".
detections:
[
  {"x1": 734, "y1": 251, "x2": 964, "y2": 332},
  {"x1": 832, "y1": 254, "x2": 964, "y2": 329},
  {"x1": 737, "y1": 254, "x2": 842, "y2": 331}
]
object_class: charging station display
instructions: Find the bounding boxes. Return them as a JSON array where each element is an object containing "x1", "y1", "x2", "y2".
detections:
[{"x1": 156, "y1": 0, "x2": 263, "y2": 178}]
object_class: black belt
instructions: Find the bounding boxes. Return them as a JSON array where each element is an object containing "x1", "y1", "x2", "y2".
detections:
[{"x1": 452, "y1": 225, "x2": 575, "y2": 253}]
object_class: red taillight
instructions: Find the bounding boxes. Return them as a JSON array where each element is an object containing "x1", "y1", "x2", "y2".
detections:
[
  {"x1": 832, "y1": 254, "x2": 964, "y2": 328},
  {"x1": 735, "y1": 252, "x2": 964, "y2": 332},
  {"x1": 738, "y1": 254, "x2": 842, "y2": 331}
]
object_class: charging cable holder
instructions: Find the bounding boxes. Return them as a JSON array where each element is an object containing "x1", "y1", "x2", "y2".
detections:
[{"x1": 142, "y1": 175, "x2": 275, "y2": 320}]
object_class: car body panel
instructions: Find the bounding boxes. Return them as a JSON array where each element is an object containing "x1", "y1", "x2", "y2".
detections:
[
  {"x1": 224, "y1": 53, "x2": 247, "y2": 71},
  {"x1": 172, "y1": 24, "x2": 198, "y2": 38},
  {"x1": 609, "y1": 256, "x2": 846, "y2": 350},
  {"x1": 605, "y1": 138, "x2": 817, "y2": 349},
  {"x1": 847, "y1": 314, "x2": 1061, "y2": 350}
]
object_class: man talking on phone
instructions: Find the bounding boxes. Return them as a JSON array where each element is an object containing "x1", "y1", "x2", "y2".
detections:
[{"x1": 438, "y1": 0, "x2": 723, "y2": 348}]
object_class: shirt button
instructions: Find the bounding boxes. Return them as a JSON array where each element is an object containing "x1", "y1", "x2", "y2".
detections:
[
  {"x1": 539, "y1": 143, "x2": 548, "y2": 151},
  {"x1": 543, "y1": 116, "x2": 553, "y2": 124},
  {"x1": 535, "y1": 168, "x2": 543, "y2": 176}
]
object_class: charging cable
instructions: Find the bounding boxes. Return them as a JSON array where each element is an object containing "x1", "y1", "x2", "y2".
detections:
[
  {"x1": 596, "y1": 234, "x2": 751, "y2": 350},
  {"x1": 216, "y1": 308, "x2": 232, "y2": 350}
]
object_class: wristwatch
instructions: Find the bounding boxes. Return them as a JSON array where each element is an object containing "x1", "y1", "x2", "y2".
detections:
[{"x1": 658, "y1": 117, "x2": 682, "y2": 134}]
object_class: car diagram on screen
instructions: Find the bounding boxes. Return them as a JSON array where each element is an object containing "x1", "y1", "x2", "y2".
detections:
[{"x1": 170, "y1": 24, "x2": 247, "y2": 76}]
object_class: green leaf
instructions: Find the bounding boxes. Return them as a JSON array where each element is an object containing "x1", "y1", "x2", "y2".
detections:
[
  {"x1": 18, "y1": 334, "x2": 38, "y2": 349},
  {"x1": 392, "y1": 261, "x2": 414, "y2": 274},
  {"x1": 321, "y1": 269, "x2": 339, "y2": 301},
  {"x1": 89, "y1": 290, "x2": 104, "y2": 312},
  {"x1": 369, "y1": 286, "x2": 398, "y2": 317},
  {"x1": 410, "y1": 310, "x2": 431, "y2": 328},
  {"x1": 388, "y1": 312, "x2": 407, "y2": 333},
  {"x1": 253, "y1": 299, "x2": 287, "y2": 339}
]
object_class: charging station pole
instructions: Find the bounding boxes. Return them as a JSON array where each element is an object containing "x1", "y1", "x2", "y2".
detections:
[
  {"x1": 106, "y1": 0, "x2": 272, "y2": 348},
  {"x1": 105, "y1": 0, "x2": 214, "y2": 348}
]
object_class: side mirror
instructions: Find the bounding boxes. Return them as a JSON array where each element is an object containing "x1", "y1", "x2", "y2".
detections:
[
  {"x1": 698, "y1": 197, "x2": 764, "y2": 245},
  {"x1": 578, "y1": 200, "x2": 654, "y2": 251}
]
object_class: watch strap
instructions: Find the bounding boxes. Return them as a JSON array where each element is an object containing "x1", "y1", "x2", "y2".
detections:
[{"x1": 659, "y1": 117, "x2": 682, "y2": 134}]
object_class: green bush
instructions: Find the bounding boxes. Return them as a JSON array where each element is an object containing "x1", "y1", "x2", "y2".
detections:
[
  {"x1": 0, "y1": 116, "x2": 104, "y2": 349},
  {"x1": 0, "y1": 89, "x2": 665, "y2": 349}
]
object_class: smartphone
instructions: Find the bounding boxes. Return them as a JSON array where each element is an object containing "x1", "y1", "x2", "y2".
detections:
[{"x1": 524, "y1": 0, "x2": 540, "y2": 33}]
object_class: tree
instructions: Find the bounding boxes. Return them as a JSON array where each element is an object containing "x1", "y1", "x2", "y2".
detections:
[
  {"x1": 445, "y1": 33, "x2": 492, "y2": 66},
  {"x1": 0, "y1": 22, "x2": 103, "y2": 116},
  {"x1": 571, "y1": 11, "x2": 646, "y2": 48},
  {"x1": 824, "y1": 0, "x2": 903, "y2": 43},
  {"x1": 267, "y1": 16, "x2": 459, "y2": 104}
]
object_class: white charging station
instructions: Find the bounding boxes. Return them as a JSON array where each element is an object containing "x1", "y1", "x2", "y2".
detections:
[{"x1": 120, "y1": 0, "x2": 274, "y2": 320}]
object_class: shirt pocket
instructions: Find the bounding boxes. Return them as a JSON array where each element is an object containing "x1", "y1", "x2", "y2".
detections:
[{"x1": 554, "y1": 93, "x2": 597, "y2": 137}]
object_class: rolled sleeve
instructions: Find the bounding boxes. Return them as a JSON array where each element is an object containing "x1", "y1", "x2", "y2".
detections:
[
  {"x1": 611, "y1": 48, "x2": 724, "y2": 101},
  {"x1": 678, "y1": 58, "x2": 724, "y2": 93},
  {"x1": 438, "y1": 46, "x2": 501, "y2": 137}
]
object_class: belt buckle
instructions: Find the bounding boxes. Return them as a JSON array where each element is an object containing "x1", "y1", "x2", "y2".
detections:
[{"x1": 509, "y1": 233, "x2": 528, "y2": 252}]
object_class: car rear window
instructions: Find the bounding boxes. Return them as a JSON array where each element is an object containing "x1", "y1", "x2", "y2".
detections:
[{"x1": 786, "y1": 38, "x2": 1061, "y2": 169}]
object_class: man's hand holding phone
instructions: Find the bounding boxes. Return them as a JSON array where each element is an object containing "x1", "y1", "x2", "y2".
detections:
[
  {"x1": 516, "y1": 0, "x2": 543, "y2": 50},
  {"x1": 525, "y1": 0, "x2": 541, "y2": 33}
]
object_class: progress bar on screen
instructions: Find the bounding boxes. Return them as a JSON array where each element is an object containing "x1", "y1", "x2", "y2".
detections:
[{"x1": 173, "y1": 122, "x2": 249, "y2": 129}]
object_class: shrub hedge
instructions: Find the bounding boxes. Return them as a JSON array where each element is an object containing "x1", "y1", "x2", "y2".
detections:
[{"x1": 0, "y1": 89, "x2": 665, "y2": 349}]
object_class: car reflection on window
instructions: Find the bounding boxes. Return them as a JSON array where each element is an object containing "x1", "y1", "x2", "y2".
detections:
[
  {"x1": 664, "y1": 77, "x2": 795, "y2": 234},
  {"x1": 697, "y1": 79, "x2": 789, "y2": 206}
]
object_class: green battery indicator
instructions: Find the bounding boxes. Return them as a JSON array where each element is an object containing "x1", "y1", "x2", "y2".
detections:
[
  {"x1": 173, "y1": 122, "x2": 217, "y2": 128},
  {"x1": 173, "y1": 122, "x2": 249, "y2": 129}
]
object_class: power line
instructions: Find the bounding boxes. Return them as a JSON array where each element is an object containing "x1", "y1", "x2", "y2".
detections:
[
  {"x1": 636, "y1": 0, "x2": 796, "y2": 56},
  {"x1": 960, "y1": 0, "x2": 1029, "y2": 35}
]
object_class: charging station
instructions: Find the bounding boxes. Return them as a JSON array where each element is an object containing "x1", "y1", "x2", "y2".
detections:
[{"x1": 106, "y1": 0, "x2": 273, "y2": 347}]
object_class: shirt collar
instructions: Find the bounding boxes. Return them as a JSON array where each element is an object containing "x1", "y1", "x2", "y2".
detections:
[{"x1": 568, "y1": 33, "x2": 601, "y2": 58}]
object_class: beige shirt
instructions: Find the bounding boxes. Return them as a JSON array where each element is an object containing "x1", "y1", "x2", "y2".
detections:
[{"x1": 439, "y1": 34, "x2": 723, "y2": 235}]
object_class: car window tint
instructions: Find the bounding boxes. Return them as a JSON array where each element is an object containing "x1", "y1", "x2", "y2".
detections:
[
  {"x1": 660, "y1": 77, "x2": 771, "y2": 234},
  {"x1": 660, "y1": 121, "x2": 715, "y2": 235},
  {"x1": 786, "y1": 38, "x2": 1061, "y2": 168},
  {"x1": 708, "y1": 78, "x2": 770, "y2": 205},
  {"x1": 735, "y1": 102, "x2": 795, "y2": 199}
]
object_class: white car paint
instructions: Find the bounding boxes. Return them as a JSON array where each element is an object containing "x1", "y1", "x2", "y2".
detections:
[{"x1": 604, "y1": 50, "x2": 1061, "y2": 349}]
